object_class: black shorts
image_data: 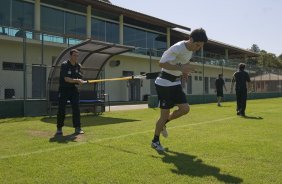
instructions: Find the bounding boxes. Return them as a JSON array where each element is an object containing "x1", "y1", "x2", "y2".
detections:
[
  {"x1": 155, "y1": 84, "x2": 187, "y2": 109},
  {"x1": 216, "y1": 90, "x2": 223, "y2": 97}
]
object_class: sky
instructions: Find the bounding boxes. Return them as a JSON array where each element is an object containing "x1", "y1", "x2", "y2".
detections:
[{"x1": 110, "y1": 0, "x2": 282, "y2": 56}]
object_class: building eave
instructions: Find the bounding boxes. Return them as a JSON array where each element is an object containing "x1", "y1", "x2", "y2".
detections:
[{"x1": 69, "y1": 0, "x2": 191, "y2": 31}]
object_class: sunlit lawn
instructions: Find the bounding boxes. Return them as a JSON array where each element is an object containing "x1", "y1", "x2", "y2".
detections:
[{"x1": 1, "y1": 98, "x2": 282, "y2": 183}]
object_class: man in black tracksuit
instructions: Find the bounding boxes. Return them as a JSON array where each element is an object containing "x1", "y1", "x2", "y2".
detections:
[
  {"x1": 56, "y1": 49, "x2": 86, "y2": 135},
  {"x1": 231, "y1": 63, "x2": 251, "y2": 116},
  {"x1": 215, "y1": 74, "x2": 227, "y2": 106}
]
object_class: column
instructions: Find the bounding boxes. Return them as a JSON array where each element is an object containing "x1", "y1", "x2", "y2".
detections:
[
  {"x1": 225, "y1": 48, "x2": 229, "y2": 60},
  {"x1": 119, "y1": 14, "x2": 123, "y2": 45},
  {"x1": 166, "y1": 27, "x2": 170, "y2": 48},
  {"x1": 86, "y1": 5, "x2": 92, "y2": 39},
  {"x1": 34, "y1": 0, "x2": 40, "y2": 39},
  {"x1": 201, "y1": 47, "x2": 204, "y2": 58}
]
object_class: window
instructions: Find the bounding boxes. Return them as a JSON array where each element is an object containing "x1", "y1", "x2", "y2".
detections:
[
  {"x1": 91, "y1": 18, "x2": 119, "y2": 43},
  {"x1": 124, "y1": 17, "x2": 166, "y2": 33},
  {"x1": 2, "y1": 62, "x2": 24, "y2": 71},
  {"x1": 65, "y1": 12, "x2": 86, "y2": 36},
  {"x1": 92, "y1": 8, "x2": 119, "y2": 21},
  {"x1": 12, "y1": 0, "x2": 34, "y2": 29},
  {"x1": 42, "y1": 5, "x2": 87, "y2": 37},
  {"x1": 124, "y1": 26, "x2": 146, "y2": 48},
  {"x1": 210, "y1": 77, "x2": 216, "y2": 89},
  {"x1": 0, "y1": 0, "x2": 11, "y2": 27},
  {"x1": 41, "y1": 6, "x2": 64, "y2": 34},
  {"x1": 41, "y1": 0, "x2": 86, "y2": 14},
  {"x1": 124, "y1": 26, "x2": 166, "y2": 55},
  {"x1": 106, "y1": 22, "x2": 119, "y2": 43}
]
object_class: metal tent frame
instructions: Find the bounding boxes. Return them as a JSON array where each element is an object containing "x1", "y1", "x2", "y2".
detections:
[{"x1": 47, "y1": 39, "x2": 134, "y2": 115}]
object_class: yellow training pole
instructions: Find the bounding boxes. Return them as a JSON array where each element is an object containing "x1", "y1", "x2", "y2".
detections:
[{"x1": 87, "y1": 76, "x2": 133, "y2": 83}]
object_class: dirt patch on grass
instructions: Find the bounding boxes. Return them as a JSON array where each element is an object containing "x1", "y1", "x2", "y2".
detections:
[{"x1": 27, "y1": 130, "x2": 54, "y2": 138}]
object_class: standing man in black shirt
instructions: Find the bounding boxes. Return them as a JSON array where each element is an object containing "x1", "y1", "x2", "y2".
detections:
[
  {"x1": 56, "y1": 49, "x2": 86, "y2": 135},
  {"x1": 215, "y1": 74, "x2": 227, "y2": 106},
  {"x1": 231, "y1": 63, "x2": 251, "y2": 116}
]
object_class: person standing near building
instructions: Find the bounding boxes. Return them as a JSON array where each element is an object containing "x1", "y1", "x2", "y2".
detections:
[
  {"x1": 230, "y1": 63, "x2": 251, "y2": 116},
  {"x1": 56, "y1": 49, "x2": 86, "y2": 135},
  {"x1": 151, "y1": 28, "x2": 208, "y2": 151},
  {"x1": 215, "y1": 74, "x2": 227, "y2": 106}
]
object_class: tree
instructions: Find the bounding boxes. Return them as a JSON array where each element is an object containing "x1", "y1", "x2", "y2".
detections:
[
  {"x1": 258, "y1": 50, "x2": 282, "y2": 68},
  {"x1": 278, "y1": 54, "x2": 282, "y2": 61},
  {"x1": 250, "y1": 44, "x2": 260, "y2": 53},
  {"x1": 248, "y1": 44, "x2": 282, "y2": 69}
]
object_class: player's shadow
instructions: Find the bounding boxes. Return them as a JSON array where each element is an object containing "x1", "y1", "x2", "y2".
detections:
[
  {"x1": 49, "y1": 133, "x2": 84, "y2": 143},
  {"x1": 241, "y1": 115, "x2": 263, "y2": 119},
  {"x1": 95, "y1": 144, "x2": 242, "y2": 183},
  {"x1": 41, "y1": 115, "x2": 140, "y2": 127},
  {"x1": 218, "y1": 105, "x2": 231, "y2": 107},
  {"x1": 156, "y1": 149, "x2": 243, "y2": 183}
]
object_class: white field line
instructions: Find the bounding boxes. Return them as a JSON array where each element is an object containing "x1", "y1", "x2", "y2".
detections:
[{"x1": 1, "y1": 107, "x2": 280, "y2": 159}]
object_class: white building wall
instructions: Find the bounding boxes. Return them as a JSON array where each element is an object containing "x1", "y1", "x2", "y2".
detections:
[
  {"x1": 0, "y1": 36, "x2": 236, "y2": 101},
  {"x1": 0, "y1": 36, "x2": 65, "y2": 99},
  {"x1": 104, "y1": 54, "x2": 159, "y2": 101}
]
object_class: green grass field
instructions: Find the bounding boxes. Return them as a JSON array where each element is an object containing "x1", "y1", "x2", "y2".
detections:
[{"x1": 1, "y1": 98, "x2": 282, "y2": 184}]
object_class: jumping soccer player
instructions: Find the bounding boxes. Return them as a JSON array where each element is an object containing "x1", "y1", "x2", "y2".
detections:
[{"x1": 151, "y1": 28, "x2": 208, "y2": 151}]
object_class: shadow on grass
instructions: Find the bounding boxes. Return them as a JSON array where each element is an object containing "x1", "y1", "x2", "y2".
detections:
[
  {"x1": 155, "y1": 149, "x2": 243, "y2": 183},
  {"x1": 49, "y1": 133, "x2": 82, "y2": 143},
  {"x1": 217, "y1": 105, "x2": 232, "y2": 107},
  {"x1": 241, "y1": 115, "x2": 263, "y2": 119},
  {"x1": 41, "y1": 115, "x2": 140, "y2": 127},
  {"x1": 96, "y1": 144, "x2": 243, "y2": 183}
]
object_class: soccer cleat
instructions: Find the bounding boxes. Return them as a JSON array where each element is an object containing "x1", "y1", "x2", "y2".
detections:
[
  {"x1": 75, "y1": 128, "x2": 85, "y2": 134},
  {"x1": 55, "y1": 128, "x2": 63, "y2": 135},
  {"x1": 161, "y1": 125, "x2": 168, "y2": 138},
  {"x1": 151, "y1": 141, "x2": 164, "y2": 151}
]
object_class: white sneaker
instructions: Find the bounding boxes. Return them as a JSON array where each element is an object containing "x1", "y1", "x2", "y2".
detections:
[
  {"x1": 161, "y1": 126, "x2": 168, "y2": 138},
  {"x1": 75, "y1": 128, "x2": 85, "y2": 134},
  {"x1": 151, "y1": 141, "x2": 164, "y2": 151}
]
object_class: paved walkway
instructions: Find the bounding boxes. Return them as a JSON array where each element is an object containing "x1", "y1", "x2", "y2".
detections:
[{"x1": 105, "y1": 104, "x2": 148, "y2": 111}]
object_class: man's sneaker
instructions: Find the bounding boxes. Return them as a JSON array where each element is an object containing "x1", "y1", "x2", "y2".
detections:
[
  {"x1": 75, "y1": 128, "x2": 84, "y2": 134},
  {"x1": 161, "y1": 125, "x2": 168, "y2": 138},
  {"x1": 151, "y1": 141, "x2": 164, "y2": 151},
  {"x1": 55, "y1": 128, "x2": 63, "y2": 135}
]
